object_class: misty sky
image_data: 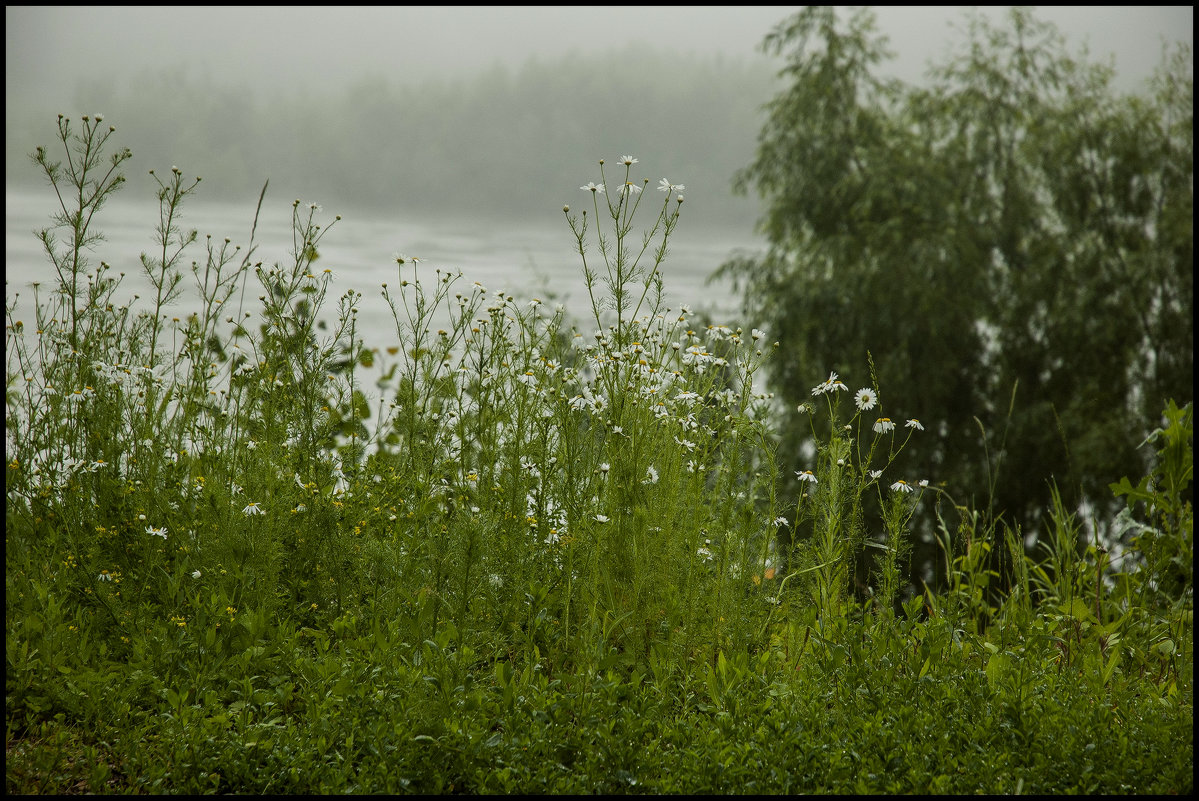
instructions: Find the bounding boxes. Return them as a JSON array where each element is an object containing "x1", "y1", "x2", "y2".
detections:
[{"x1": 6, "y1": 5, "x2": 1193, "y2": 109}]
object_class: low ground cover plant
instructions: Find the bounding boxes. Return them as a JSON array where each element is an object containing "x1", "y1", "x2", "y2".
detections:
[{"x1": 5, "y1": 117, "x2": 1192, "y2": 794}]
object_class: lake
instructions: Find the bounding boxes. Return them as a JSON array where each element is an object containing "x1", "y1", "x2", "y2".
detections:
[{"x1": 5, "y1": 185, "x2": 764, "y2": 346}]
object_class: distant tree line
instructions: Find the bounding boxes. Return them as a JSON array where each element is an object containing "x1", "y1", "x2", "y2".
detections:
[{"x1": 7, "y1": 47, "x2": 776, "y2": 229}]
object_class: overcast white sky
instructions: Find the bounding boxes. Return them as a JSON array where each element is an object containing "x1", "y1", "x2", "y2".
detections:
[{"x1": 6, "y1": 5, "x2": 1193, "y2": 107}]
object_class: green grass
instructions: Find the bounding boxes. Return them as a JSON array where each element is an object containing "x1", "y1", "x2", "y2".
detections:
[{"x1": 6, "y1": 117, "x2": 1193, "y2": 794}]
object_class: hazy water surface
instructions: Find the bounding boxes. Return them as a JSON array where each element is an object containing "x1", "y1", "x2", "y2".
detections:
[{"x1": 6, "y1": 186, "x2": 760, "y2": 342}]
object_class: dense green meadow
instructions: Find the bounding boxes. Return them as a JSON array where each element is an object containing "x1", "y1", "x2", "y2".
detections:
[{"x1": 6, "y1": 117, "x2": 1192, "y2": 793}]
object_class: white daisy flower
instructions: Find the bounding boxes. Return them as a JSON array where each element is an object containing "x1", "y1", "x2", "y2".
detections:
[
  {"x1": 854, "y1": 388, "x2": 878, "y2": 411},
  {"x1": 796, "y1": 470, "x2": 819, "y2": 484}
]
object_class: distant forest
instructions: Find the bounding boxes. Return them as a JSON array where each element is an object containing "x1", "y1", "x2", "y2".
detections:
[{"x1": 7, "y1": 47, "x2": 778, "y2": 230}]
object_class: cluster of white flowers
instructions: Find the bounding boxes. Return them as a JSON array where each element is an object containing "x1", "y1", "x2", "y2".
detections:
[
  {"x1": 340, "y1": 159, "x2": 781, "y2": 584},
  {"x1": 811, "y1": 371, "x2": 848, "y2": 396},
  {"x1": 795, "y1": 370, "x2": 936, "y2": 496},
  {"x1": 580, "y1": 158, "x2": 685, "y2": 205}
]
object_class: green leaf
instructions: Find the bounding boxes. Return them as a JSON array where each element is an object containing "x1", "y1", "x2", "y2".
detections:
[{"x1": 986, "y1": 652, "x2": 1011, "y2": 690}]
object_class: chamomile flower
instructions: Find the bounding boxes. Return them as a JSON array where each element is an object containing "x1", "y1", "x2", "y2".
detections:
[
  {"x1": 580, "y1": 181, "x2": 604, "y2": 193},
  {"x1": 146, "y1": 525, "x2": 168, "y2": 539},
  {"x1": 618, "y1": 181, "x2": 642, "y2": 196},
  {"x1": 242, "y1": 501, "x2": 265, "y2": 516},
  {"x1": 905, "y1": 419, "x2": 924, "y2": 430},
  {"x1": 594, "y1": 514, "x2": 610, "y2": 523},
  {"x1": 854, "y1": 388, "x2": 878, "y2": 411},
  {"x1": 874, "y1": 418, "x2": 896, "y2": 434},
  {"x1": 657, "y1": 178, "x2": 684, "y2": 193},
  {"x1": 618, "y1": 155, "x2": 639, "y2": 166},
  {"x1": 890, "y1": 480, "x2": 914, "y2": 494},
  {"x1": 796, "y1": 470, "x2": 818, "y2": 484},
  {"x1": 811, "y1": 371, "x2": 847, "y2": 395}
]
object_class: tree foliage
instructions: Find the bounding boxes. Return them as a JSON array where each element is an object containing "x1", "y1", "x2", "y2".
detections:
[{"x1": 720, "y1": 7, "x2": 1193, "y2": 569}]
